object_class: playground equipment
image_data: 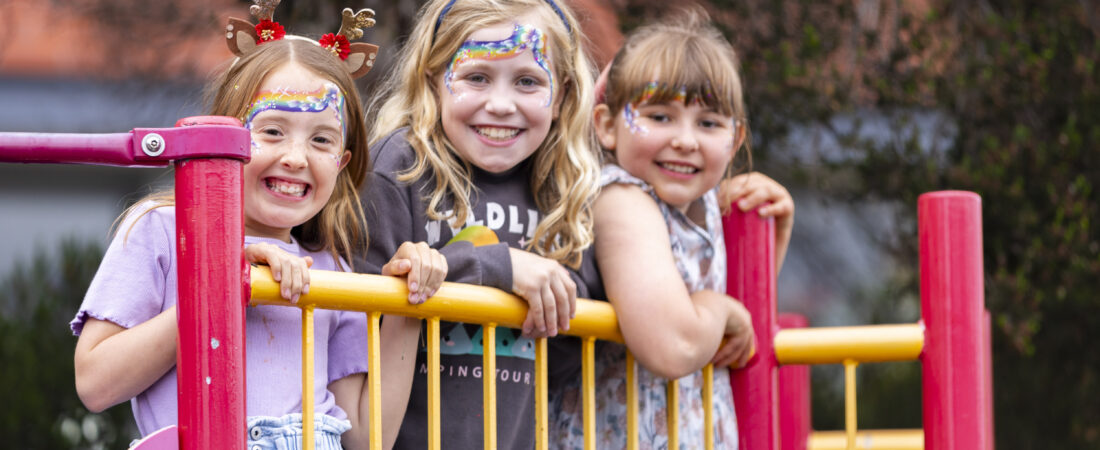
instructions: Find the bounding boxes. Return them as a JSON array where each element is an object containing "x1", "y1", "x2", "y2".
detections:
[{"x1": 0, "y1": 118, "x2": 993, "y2": 449}]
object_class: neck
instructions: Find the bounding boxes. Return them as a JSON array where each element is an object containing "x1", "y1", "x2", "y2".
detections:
[{"x1": 245, "y1": 221, "x2": 293, "y2": 243}]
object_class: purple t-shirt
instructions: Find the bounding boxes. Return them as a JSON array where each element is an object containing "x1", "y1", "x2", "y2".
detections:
[{"x1": 70, "y1": 203, "x2": 369, "y2": 437}]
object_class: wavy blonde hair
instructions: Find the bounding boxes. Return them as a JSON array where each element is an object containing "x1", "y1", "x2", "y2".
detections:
[
  {"x1": 121, "y1": 39, "x2": 370, "y2": 269},
  {"x1": 368, "y1": 0, "x2": 600, "y2": 268},
  {"x1": 602, "y1": 8, "x2": 752, "y2": 182}
]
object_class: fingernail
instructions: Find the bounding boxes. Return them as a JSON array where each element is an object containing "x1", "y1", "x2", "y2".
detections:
[
  {"x1": 409, "y1": 293, "x2": 418, "y2": 304},
  {"x1": 291, "y1": 294, "x2": 299, "y2": 303},
  {"x1": 303, "y1": 285, "x2": 310, "y2": 294},
  {"x1": 409, "y1": 281, "x2": 419, "y2": 293}
]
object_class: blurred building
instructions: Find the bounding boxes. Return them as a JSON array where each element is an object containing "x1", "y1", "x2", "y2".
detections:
[{"x1": 0, "y1": 0, "x2": 252, "y2": 276}]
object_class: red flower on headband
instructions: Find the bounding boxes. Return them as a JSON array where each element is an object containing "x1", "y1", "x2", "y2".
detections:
[
  {"x1": 319, "y1": 33, "x2": 350, "y2": 60},
  {"x1": 255, "y1": 20, "x2": 285, "y2": 43}
]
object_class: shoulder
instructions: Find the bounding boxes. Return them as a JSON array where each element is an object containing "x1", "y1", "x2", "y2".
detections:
[
  {"x1": 370, "y1": 127, "x2": 417, "y2": 174},
  {"x1": 115, "y1": 201, "x2": 175, "y2": 244},
  {"x1": 599, "y1": 164, "x2": 652, "y2": 193}
]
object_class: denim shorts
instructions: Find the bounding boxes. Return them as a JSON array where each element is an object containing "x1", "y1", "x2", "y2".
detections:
[{"x1": 246, "y1": 413, "x2": 351, "y2": 450}]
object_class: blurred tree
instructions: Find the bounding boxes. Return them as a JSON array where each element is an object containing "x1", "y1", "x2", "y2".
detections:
[
  {"x1": 0, "y1": 238, "x2": 136, "y2": 448},
  {"x1": 610, "y1": 0, "x2": 1098, "y2": 447}
]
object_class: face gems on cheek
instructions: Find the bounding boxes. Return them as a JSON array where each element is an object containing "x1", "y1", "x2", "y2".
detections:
[
  {"x1": 445, "y1": 24, "x2": 554, "y2": 106},
  {"x1": 244, "y1": 82, "x2": 348, "y2": 140},
  {"x1": 251, "y1": 138, "x2": 262, "y2": 155}
]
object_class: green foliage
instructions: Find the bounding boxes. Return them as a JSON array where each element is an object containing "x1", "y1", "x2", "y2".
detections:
[
  {"x1": 620, "y1": 0, "x2": 1098, "y2": 447},
  {"x1": 0, "y1": 239, "x2": 136, "y2": 448}
]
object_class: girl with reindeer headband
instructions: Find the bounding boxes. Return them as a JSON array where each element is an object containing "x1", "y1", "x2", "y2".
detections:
[
  {"x1": 72, "y1": 2, "x2": 442, "y2": 448},
  {"x1": 357, "y1": 0, "x2": 599, "y2": 447}
]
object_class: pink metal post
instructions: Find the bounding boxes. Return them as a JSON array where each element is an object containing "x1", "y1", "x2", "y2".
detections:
[
  {"x1": 725, "y1": 208, "x2": 778, "y2": 450},
  {"x1": 777, "y1": 313, "x2": 811, "y2": 450},
  {"x1": 919, "y1": 191, "x2": 988, "y2": 450},
  {"x1": 1, "y1": 117, "x2": 250, "y2": 449},
  {"x1": 173, "y1": 116, "x2": 250, "y2": 450}
]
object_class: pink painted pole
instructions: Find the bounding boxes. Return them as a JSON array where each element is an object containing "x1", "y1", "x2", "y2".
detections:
[
  {"x1": 983, "y1": 309, "x2": 995, "y2": 450},
  {"x1": 173, "y1": 116, "x2": 250, "y2": 450},
  {"x1": 919, "y1": 191, "x2": 987, "y2": 450},
  {"x1": 725, "y1": 208, "x2": 778, "y2": 450},
  {"x1": 778, "y1": 313, "x2": 811, "y2": 450}
]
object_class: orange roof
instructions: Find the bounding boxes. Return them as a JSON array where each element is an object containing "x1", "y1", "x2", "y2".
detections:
[{"x1": 0, "y1": 0, "x2": 247, "y2": 80}]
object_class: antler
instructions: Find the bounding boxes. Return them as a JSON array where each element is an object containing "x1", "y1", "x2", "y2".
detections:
[
  {"x1": 250, "y1": 0, "x2": 281, "y2": 22},
  {"x1": 337, "y1": 8, "x2": 376, "y2": 41}
]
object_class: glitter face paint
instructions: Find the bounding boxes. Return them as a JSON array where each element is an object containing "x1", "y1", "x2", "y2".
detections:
[
  {"x1": 244, "y1": 82, "x2": 347, "y2": 141},
  {"x1": 622, "y1": 82, "x2": 694, "y2": 136},
  {"x1": 445, "y1": 24, "x2": 554, "y2": 107}
]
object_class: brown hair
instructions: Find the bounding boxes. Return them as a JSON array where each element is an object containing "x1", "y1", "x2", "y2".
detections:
[
  {"x1": 368, "y1": 0, "x2": 600, "y2": 268},
  {"x1": 603, "y1": 8, "x2": 752, "y2": 178},
  {"x1": 122, "y1": 39, "x2": 369, "y2": 269}
]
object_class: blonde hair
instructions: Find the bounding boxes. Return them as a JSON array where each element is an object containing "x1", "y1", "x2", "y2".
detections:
[
  {"x1": 122, "y1": 39, "x2": 370, "y2": 269},
  {"x1": 603, "y1": 8, "x2": 752, "y2": 179},
  {"x1": 369, "y1": 0, "x2": 599, "y2": 268}
]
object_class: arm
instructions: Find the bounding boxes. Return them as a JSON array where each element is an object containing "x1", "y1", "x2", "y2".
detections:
[
  {"x1": 73, "y1": 205, "x2": 178, "y2": 412},
  {"x1": 337, "y1": 243, "x2": 446, "y2": 449},
  {"x1": 595, "y1": 184, "x2": 749, "y2": 379},
  {"x1": 360, "y1": 171, "x2": 511, "y2": 295},
  {"x1": 331, "y1": 315, "x2": 420, "y2": 450},
  {"x1": 74, "y1": 313, "x2": 177, "y2": 412},
  {"x1": 720, "y1": 172, "x2": 795, "y2": 272}
]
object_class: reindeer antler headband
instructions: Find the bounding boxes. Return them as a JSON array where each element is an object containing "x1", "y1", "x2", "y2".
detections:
[{"x1": 225, "y1": 0, "x2": 380, "y2": 78}]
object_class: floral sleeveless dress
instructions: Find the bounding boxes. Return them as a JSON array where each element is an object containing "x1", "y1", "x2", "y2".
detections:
[{"x1": 548, "y1": 164, "x2": 739, "y2": 449}]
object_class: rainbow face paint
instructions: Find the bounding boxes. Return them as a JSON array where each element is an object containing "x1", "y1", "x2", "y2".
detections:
[
  {"x1": 445, "y1": 23, "x2": 554, "y2": 106},
  {"x1": 622, "y1": 82, "x2": 702, "y2": 135},
  {"x1": 244, "y1": 82, "x2": 347, "y2": 141}
]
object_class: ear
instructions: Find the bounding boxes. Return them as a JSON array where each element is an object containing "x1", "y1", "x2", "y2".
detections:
[
  {"x1": 338, "y1": 150, "x2": 353, "y2": 170},
  {"x1": 732, "y1": 119, "x2": 747, "y2": 152},
  {"x1": 552, "y1": 77, "x2": 570, "y2": 120},
  {"x1": 226, "y1": 18, "x2": 260, "y2": 56},
  {"x1": 593, "y1": 104, "x2": 617, "y2": 150},
  {"x1": 344, "y1": 43, "x2": 380, "y2": 79}
]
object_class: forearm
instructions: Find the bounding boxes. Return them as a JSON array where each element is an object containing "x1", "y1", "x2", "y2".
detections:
[
  {"x1": 378, "y1": 315, "x2": 420, "y2": 449},
  {"x1": 73, "y1": 311, "x2": 178, "y2": 412},
  {"x1": 775, "y1": 217, "x2": 793, "y2": 272},
  {"x1": 621, "y1": 290, "x2": 735, "y2": 379}
]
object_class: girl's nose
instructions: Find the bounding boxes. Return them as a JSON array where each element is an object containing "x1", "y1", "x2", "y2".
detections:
[
  {"x1": 671, "y1": 129, "x2": 700, "y2": 152},
  {"x1": 484, "y1": 86, "x2": 518, "y2": 116},
  {"x1": 279, "y1": 141, "x2": 309, "y2": 169}
]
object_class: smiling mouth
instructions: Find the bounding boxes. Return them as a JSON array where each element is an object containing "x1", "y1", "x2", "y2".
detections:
[
  {"x1": 265, "y1": 178, "x2": 309, "y2": 197},
  {"x1": 658, "y1": 162, "x2": 699, "y2": 175},
  {"x1": 474, "y1": 126, "x2": 521, "y2": 141}
]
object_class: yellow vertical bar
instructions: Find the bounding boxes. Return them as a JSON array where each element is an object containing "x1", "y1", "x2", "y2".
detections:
[
  {"x1": 535, "y1": 338, "x2": 549, "y2": 450},
  {"x1": 703, "y1": 363, "x2": 714, "y2": 450},
  {"x1": 626, "y1": 351, "x2": 638, "y2": 450},
  {"x1": 302, "y1": 306, "x2": 315, "y2": 450},
  {"x1": 582, "y1": 337, "x2": 596, "y2": 450},
  {"x1": 667, "y1": 379, "x2": 678, "y2": 450},
  {"x1": 844, "y1": 359, "x2": 858, "y2": 450},
  {"x1": 367, "y1": 312, "x2": 382, "y2": 450},
  {"x1": 427, "y1": 318, "x2": 441, "y2": 450},
  {"x1": 483, "y1": 324, "x2": 497, "y2": 450}
]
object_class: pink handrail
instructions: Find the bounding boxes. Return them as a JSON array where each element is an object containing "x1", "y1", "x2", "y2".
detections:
[{"x1": 0, "y1": 116, "x2": 250, "y2": 449}]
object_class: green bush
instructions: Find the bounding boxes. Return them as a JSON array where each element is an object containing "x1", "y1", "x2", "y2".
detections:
[{"x1": 0, "y1": 239, "x2": 137, "y2": 448}]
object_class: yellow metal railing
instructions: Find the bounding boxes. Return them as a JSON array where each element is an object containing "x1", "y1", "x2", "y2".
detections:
[
  {"x1": 250, "y1": 266, "x2": 725, "y2": 450},
  {"x1": 775, "y1": 324, "x2": 926, "y2": 450}
]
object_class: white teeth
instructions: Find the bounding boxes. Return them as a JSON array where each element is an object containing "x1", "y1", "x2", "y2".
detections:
[
  {"x1": 476, "y1": 126, "x2": 520, "y2": 140},
  {"x1": 659, "y1": 162, "x2": 698, "y2": 174},
  {"x1": 266, "y1": 179, "x2": 306, "y2": 196}
]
